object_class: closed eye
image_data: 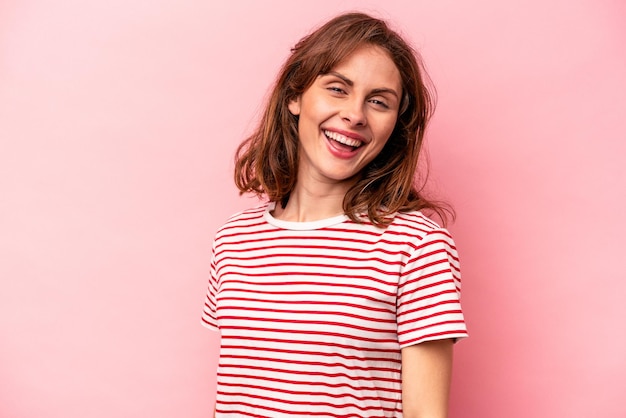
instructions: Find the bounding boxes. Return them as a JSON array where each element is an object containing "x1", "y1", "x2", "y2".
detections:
[
  {"x1": 369, "y1": 99, "x2": 389, "y2": 109},
  {"x1": 327, "y1": 86, "x2": 347, "y2": 94}
]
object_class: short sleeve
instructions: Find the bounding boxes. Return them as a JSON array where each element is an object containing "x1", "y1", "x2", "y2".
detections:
[
  {"x1": 201, "y1": 242, "x2": 219, "y2": 332},
  {"x1": 396, "y1": 228, "x2": 468, "y2": 348}
]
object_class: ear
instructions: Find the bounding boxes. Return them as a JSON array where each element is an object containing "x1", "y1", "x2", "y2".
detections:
[{"x1": 288, "y1": 96, "x2": 301, "y2": 116}]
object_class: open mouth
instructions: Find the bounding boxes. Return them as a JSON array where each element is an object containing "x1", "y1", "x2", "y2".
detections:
[{"x1": 324, "y1": 130, "x2": 363, "y2": 150}]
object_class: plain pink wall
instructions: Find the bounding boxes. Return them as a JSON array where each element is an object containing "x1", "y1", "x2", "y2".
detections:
[{"x1": 1, "y1": 1, "x2": 625, "y2": 417}]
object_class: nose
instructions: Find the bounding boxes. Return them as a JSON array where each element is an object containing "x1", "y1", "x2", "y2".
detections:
[{"x1": 340, "y1": 98, "x2": 367, "y2": 127}]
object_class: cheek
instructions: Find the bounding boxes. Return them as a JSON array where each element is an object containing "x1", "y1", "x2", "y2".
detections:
[
  {"x1": 377, "y1": 116, "x2": 399, "y2": 142},
  {"x1": 302, "y1": 95, "x2": 334, "y2": 119}
]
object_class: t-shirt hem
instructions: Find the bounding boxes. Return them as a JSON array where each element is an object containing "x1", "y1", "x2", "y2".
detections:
[
  {"x1": 398, "y1": 331, "x2": 469, "y2": 349},
  {"x1": 200, "y1": 318, "x2": 219, "y2": 333}
]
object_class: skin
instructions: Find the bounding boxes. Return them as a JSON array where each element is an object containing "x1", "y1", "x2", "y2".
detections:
[
  {"x1": 401, "y1": 339, "x2": 454, "y2": 418},
  {"x1": 280, "y1": 44, "x2": 402, "y2": 222}
]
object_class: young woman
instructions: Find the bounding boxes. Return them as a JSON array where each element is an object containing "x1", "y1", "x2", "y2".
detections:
[{"x1": 202, "y1": 12, "x2": 467, "y2": 418}]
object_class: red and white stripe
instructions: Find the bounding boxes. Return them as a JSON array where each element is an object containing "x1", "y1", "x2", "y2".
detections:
[{"x1": 202, "y1": 203, "x2": 467, "y2": 418}]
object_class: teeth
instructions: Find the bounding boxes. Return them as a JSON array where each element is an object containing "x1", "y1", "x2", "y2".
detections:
[{"x1": 324, "y1": 130, "x2": 362, "y2": 148}]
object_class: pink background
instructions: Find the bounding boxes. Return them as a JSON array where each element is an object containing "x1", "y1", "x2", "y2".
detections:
[{"x1": 1, "y1": 0, "x2": 625, "y2": 417}]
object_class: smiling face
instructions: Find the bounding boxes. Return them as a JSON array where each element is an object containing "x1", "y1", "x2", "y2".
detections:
[{"x1": 288, "y1": 44, "x2": 402, "y2": 191}]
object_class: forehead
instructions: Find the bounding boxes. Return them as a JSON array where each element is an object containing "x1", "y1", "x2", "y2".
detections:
[{"x1": 327, "y1": 45, "x2": 402, "y2": 91}]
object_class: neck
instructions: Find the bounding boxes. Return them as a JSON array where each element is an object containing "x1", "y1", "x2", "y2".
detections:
[{"x1": 272, "y1": 181, "x2": 352, "y2": 223}]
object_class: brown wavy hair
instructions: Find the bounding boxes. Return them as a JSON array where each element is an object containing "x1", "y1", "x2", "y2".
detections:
[{"x1": 234, "y1": 12, "x2": 452, "y2": 227}]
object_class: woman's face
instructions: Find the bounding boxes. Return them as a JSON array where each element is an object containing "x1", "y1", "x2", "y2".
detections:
[{"x1": 288, "y1": 44, "x2": 402, "y2": 189}]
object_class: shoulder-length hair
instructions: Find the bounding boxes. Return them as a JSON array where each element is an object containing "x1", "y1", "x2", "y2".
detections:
[{"x1": 234, "y1": 12, "x2": 452, "y2": 227}]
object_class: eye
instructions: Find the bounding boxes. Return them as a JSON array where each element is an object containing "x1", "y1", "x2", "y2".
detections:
[
  {"x1": 369, "y1": 98, "x2": 389, "y2": 109},
  {"x1": 327, "y1": 86, "x2": 346, "y2": 95}
]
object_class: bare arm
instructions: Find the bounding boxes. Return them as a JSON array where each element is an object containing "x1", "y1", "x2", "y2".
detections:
[{"x1": 401, "y1": 339, "x2": 454, "y2": 418}]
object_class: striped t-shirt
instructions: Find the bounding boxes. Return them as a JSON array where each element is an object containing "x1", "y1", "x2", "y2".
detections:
[{"x1": 202, "y1": 202, "x2": 467, "y2": 418}]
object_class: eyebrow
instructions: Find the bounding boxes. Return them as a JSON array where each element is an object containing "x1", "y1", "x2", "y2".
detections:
[{"x1": 326, "y1": 71, "x2": 400, "y2": 99}]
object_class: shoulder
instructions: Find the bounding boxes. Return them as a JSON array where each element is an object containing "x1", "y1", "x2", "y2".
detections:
[
  {"x1": 388, "y1": 210, "x2": 448, "y2": 237},
  {"x1": 214, "y1": 202, "x2": 270, "y2": 239},
  {"x1": 379, "y1": 211, "x2": 455, "y2": 255},
  {"x1": 222, "y1": 202, "x2": 269, "y2": 224}
]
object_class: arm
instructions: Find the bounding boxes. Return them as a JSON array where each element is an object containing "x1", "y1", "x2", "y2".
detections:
[{"x1": 401, "y1": 338, "x2": 454, "y2": 418}]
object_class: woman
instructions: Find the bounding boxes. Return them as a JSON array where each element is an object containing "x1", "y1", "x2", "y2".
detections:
[{"x1": 203, "y1": 12, "x2": 467, "y2": 418}]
